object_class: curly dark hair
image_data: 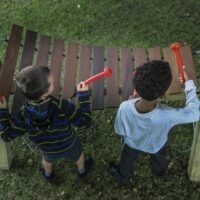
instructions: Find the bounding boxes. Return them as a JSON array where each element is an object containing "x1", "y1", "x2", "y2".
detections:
[
  {"x1": 16, "y1": 65, "x2": 51, "y2": 100},
  {"x1": 133, "y1": 60, "x2": 172, "y2": 101}
]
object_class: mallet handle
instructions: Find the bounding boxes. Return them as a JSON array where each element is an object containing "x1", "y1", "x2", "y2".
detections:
[
  {"x1": 170, "y1": 42, "x2": 185, "y2": 82},
  {"x1": 83, "y1": 72, "x2": 106, "y2": 85}
]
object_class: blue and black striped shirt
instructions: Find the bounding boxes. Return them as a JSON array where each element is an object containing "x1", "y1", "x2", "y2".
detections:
[{"x1": 0, "y1": 91, "x2": 91, "y2": 158}]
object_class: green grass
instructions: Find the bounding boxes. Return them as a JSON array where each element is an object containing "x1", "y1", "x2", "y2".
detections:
[
  {"x1": 1, "y1": 0, "x2": 200, "y2": 48},
  {"x1": 0, "y1": 0, "x2": 200, "y2": 199}
]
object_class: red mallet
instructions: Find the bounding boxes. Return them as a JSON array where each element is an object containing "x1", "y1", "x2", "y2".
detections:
[
  {"x1": 83, "y1": 66, "x2": 112, "y2": 85},
  {"x1": 170, "y1": 42, "x2": 185, "y2": 82},
  {"x1": 70, "y1": 66, "x2": 112, "y2": 98}
]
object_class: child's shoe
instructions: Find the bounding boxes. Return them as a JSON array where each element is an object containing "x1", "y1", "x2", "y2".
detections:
[
  {"x1": 107, "y1": 162, "x2": 128, "y2": 185},
  {"x1": 77, "y1": 155, "x2": 93, "y2": 178}
]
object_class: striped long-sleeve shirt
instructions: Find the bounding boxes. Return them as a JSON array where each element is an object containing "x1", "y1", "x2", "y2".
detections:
[{"x1": 0, "y1": 91, "x2": 91, "y2": 158}]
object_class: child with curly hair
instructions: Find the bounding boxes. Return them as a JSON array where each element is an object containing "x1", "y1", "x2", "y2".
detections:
[{"x1": 107, "y1": 60, "x2": 200, "y2": 184}]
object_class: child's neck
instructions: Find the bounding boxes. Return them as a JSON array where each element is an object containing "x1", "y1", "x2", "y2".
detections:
[{"x1": 135, "y1": 99, "x2": 158, "y2": 113}]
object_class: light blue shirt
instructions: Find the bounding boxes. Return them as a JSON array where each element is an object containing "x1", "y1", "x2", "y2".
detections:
[{"x1": 114, "y1": 80, "x2": 200, "y2": 154}]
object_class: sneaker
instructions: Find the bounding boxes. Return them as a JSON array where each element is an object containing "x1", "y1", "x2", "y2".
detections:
[
  {"x1": 107, "y1": 162, "x2": 119, "y2": 178},
  {"x1": 152, "y1": 168, "x2": 166, "y2": 177},
  {"x1": 150, "y1": 161, "x2": 167, "y2": 177},
  {"x1": 107, "y1": 162, "x2": 128, "y2": 185},
  {"x1": 39, "y1": 164, "x2": 55, "y2": 182},
  {"x1": 77, "y1": 155, "x2": 93, "y2": 178}
]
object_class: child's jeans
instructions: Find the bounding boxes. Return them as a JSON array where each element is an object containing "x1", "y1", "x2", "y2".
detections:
[{"x1": 117, "y1": 143, "x2": 168, "y2": 182}]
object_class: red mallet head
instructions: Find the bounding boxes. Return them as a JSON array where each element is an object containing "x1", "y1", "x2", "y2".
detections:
[
  {"x1": 170, "y1": 42, "x2": 181, "y2": 50},
  {"x1": 104, "y1": 66, "x2": 112, "y2": 77}
]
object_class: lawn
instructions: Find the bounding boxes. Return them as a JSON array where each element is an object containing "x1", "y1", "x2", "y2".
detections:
[{"x1": 0, "y1": 0, "x2": 200, "y2": 200}]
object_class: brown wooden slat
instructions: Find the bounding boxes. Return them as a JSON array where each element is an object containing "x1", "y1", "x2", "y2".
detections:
[
  {"x1": 36, "y1": 35, "x2": 51, "y2": 66},
  {"x1": 62, "y1": 42, "x2": 78, "y2": 99},
  {"x1": 148, "y1": 47, "x2": 161, "y2": 60},
  {"x1": 12, "y1": 30, "x2": 37, "y2": 114},
  {"x1": 0, "y1": 24, "x2": 23, "y2": 100},
  {"x1": 163, "y1": 47, "x2": 182, "y2": 94},
  {"x1": 134, "y1": 48, "x2": 147, "y2": 67},
  {"x1": 105, "y1": 47, "x2": 119, "y2": 107},
  {"x1": 79, "y1": 45, "x2": 91, "y2": 82},
  {"x1": 50, "y1": 39, "x2": 64, "y2": 96},
  {"x1": 0, "y1": 60, "x2": 2, "y2": 73},
  {"x1": 181, "y1": 45, "x2": 198, "y2": 87},
  {"x1": 92, "y1": 46, "x2": 104, "y2": 109},
  {"x1": 121, "y1": 48, "x2": 133, "y2": 100}
]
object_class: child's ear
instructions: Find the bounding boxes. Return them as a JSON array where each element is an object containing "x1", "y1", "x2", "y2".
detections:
[
  {"x1": 40, "y1": 93, "x2": 48, "y2": 100},
  {"x1": 132, "y1": 70, "x2": 137, "y2": 85}
]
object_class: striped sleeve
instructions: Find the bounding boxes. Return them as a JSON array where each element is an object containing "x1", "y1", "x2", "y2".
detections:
[
  {"x1": 64, "y1": 91, "x2": 92, "y2": 128},
  {"x1": 0, "y1": 108, "x2": 27, "y2": 142}
]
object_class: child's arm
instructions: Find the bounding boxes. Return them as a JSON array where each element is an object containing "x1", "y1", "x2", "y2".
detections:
[
  {"x1": 0, "y1": 96, "x2": 27, "y2": 142},
  {"x1": 169, "y1": 67, "x2": 200, "y2": 126},
  {"x1": 114, "y1": 104, "x2": 126, "y2": 136},
  {"x1": 179, "y1": 65, "x2": 190, "y2": 84},
  {"x1": 64, "y1": 82, "x2": 92, "y2": 128}
]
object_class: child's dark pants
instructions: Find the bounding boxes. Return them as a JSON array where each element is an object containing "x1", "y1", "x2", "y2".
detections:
[{"x1": 117, "y1": 143, "x2": 168, "y2": 183}]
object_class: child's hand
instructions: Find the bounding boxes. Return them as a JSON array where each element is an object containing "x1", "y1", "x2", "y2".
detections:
[
  {"x1": 179, "y1": 66, "x2": 191, "y2": 84},
  {"x1": 182, "y1": 66, "x2": 190, "y2": 81},
  {"x1": 77, "y1": 82, "x2": 88, "y2": 92},
  {"x1": 0, "y1": 96, "x2": 7, "y2": 109}
]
